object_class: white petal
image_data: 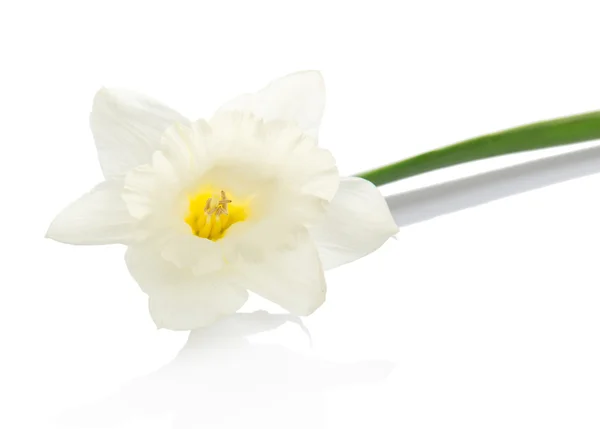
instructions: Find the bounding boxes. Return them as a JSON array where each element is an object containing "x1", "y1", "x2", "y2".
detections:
[
  {"x1": 148, "y1": 284, "x2": 247, "y2": 331},
  {"x1": 91, "y1": 88, "x2": 188, "y2": 179},
  {"x1": 207, "y1": 111, "x2": 340, "y2": 203},
  {"x1": 122, "y1": 121, "x2": 216, "y2": 222},
  {"x1": 125, "y1": 244, "x2": 248, "y2": 330},
  {"x1": 46, "y1": 180, "x2": 135, "y2": 245},
  {"x1": 160, "y1": 233, "x2": 225, "y2": 275},
  {"x1": 215, "y1": 71, "x2": 325, "y2": 138},
  {"x1": 241, "y1": 230, "x2": 326, "y2": 316},
  {"x1": 158, "y1": 120, "x2": 212, "y2": 184},
  {"x1": 122, "y1": 151, "x2": 182, "y2": 220},
  {"x1": 125, "y1": 242, "x2": 190, "y2": 295},
  {"x1": 309, "y1": 177, "x2": 399, "y2": 270}
]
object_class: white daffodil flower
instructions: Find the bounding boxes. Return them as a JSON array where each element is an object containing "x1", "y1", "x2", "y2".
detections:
[{"x1": 46, "y1": 71, "x2": 398, "y2": 330}]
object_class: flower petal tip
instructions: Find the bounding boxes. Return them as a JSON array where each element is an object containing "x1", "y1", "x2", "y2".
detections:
[{"x1": 44, "y1": 217, "x2": 68, "y2": 243}]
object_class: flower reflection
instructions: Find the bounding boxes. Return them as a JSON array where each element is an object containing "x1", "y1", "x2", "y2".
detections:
[{"x1": 59, "y1": 311, "x2": 394, "y2": 428}]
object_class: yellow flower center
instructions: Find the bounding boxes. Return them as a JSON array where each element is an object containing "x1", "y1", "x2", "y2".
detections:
[{"x1": 185, "y1": 188, "x2": 248, "y2": 241}]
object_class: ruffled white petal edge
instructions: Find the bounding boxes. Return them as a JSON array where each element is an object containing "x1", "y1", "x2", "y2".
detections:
[
  {"x1": 215, "y1": 71, "x2": 326, "y2": 138},
  {"x1": 91, "y1": 88, "x2": 188, "y2": 179},
  {"x1": 309, "y1": 177, "x2": 399, "y2": 270},
  {"x1": 46, "y1": 180, "x2": 136, "y2": 245},
  {"x1": 241, "y1": 230, "x2": 327, "y2": 316}
]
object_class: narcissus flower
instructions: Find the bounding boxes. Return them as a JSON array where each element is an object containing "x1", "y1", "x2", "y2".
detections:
[{"x1": 46, "y1": 71, "x2": 398, "y2": 330}]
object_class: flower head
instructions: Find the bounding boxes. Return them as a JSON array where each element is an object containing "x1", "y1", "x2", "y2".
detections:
[{"x1": 46, "y1": 71, "x2": 398, "y2": 330}]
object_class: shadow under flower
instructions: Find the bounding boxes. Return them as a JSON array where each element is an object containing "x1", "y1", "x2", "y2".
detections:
[
  {"x1": 58, "y1": 311, "x2": 394, "y2": 428},
  {"x1": 387, "y1": 143, "x2": 600, "y2": 226}
]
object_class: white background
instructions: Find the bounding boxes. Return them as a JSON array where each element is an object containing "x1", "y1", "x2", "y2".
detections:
[{"x1": 2, "y1": 1, "x2": 600, "y2": 428}]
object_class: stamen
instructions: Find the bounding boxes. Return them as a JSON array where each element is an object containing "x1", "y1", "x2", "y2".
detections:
[
  {"x1": 187, "y1": 189, "x2": 243, "y2": 241},
  {"x1": 203, "y1": 191, "x2": 233, "y2": 217},
  {"x1": 203, "y1": 198, "x2": 213, "y2": 214},
  {"x1": 220, "y1": 190, "x2": 232, "y2": 204},
  {"x1": 218, "y1": 190, "x2": 232, "y2": 215}
]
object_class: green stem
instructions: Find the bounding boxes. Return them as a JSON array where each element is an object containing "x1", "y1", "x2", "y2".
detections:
[{"x1": 356, "y1": 111, "x2": 600, "y2": 186}]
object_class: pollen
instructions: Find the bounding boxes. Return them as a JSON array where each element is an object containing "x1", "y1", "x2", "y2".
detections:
[{"x1": 185, "y1": 188, "x2": 248, "y2": 241}]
